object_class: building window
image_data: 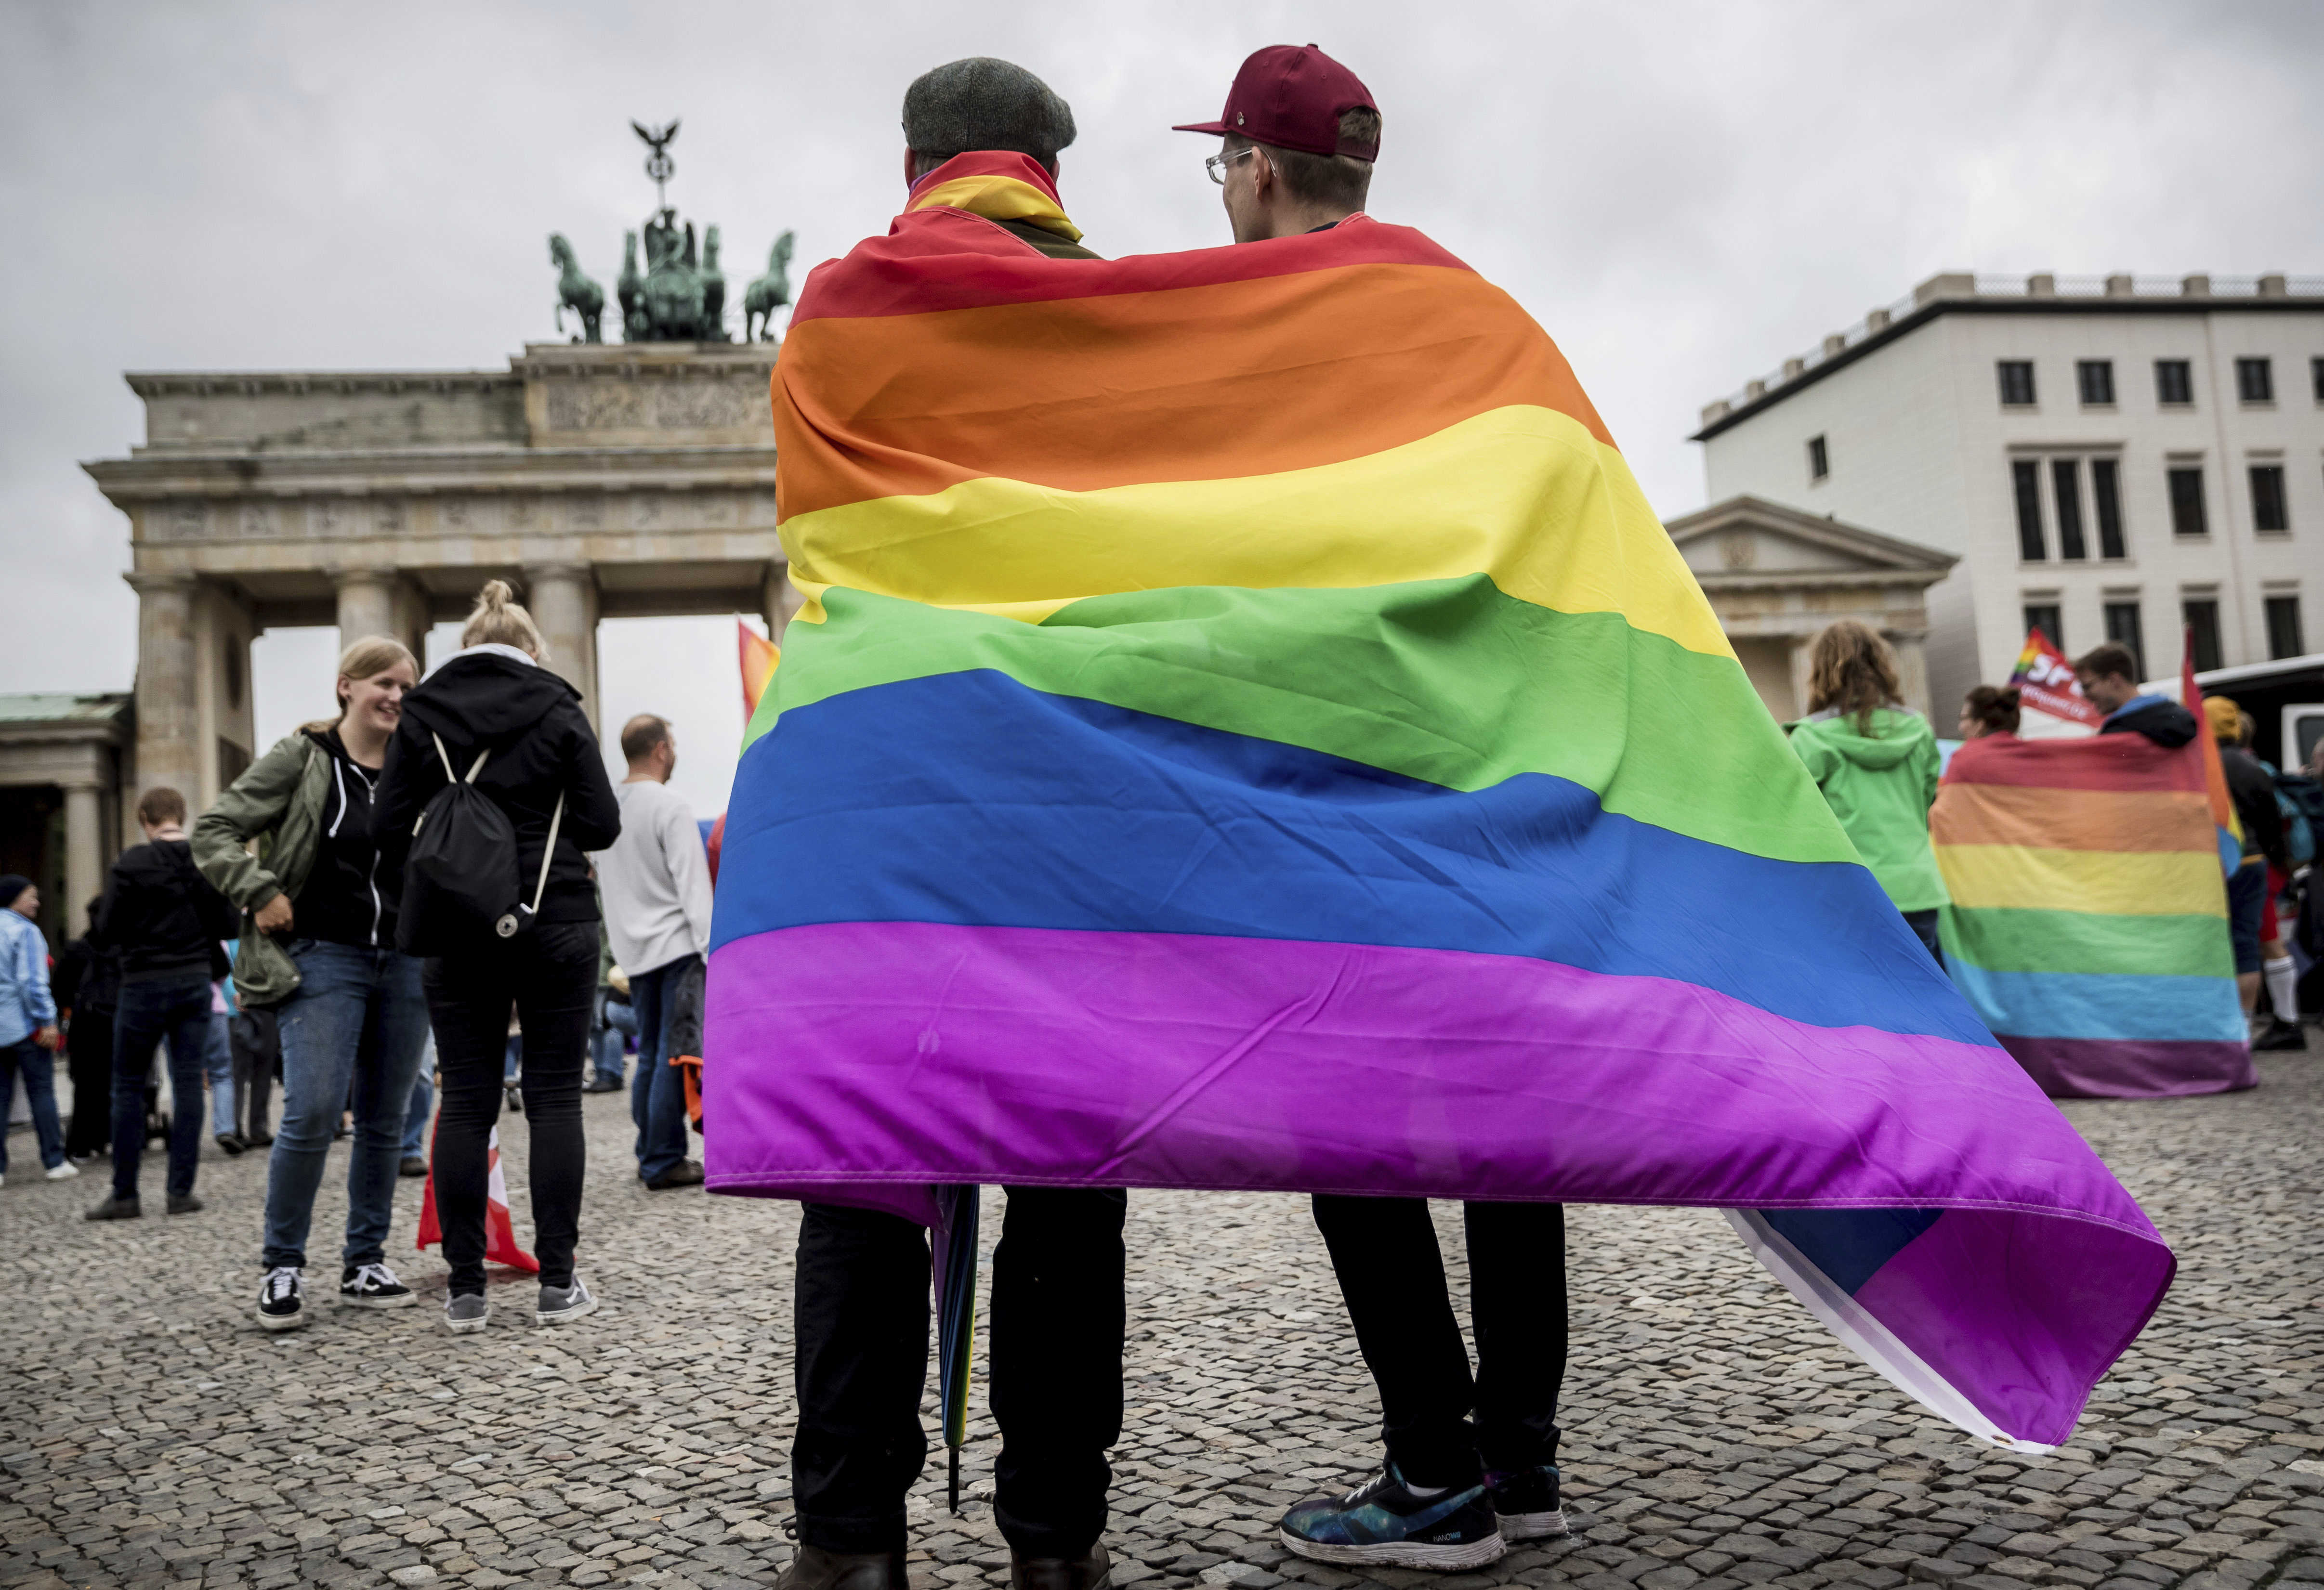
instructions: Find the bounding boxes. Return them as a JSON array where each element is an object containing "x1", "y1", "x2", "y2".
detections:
[
  {"x1": 2053, "y1": 460, "x2": 2087, "y2": 560},
  {"x1": 2236, "y1": 357, "x2": 2274, "y2": 404},
  {"x1": 1807, "y1": 434, "x2": 1828, "y2": 482},
  {"x1": 2266, "y1": 594, "x2": 2306, "y2": 660},
  {"x1": 2012, "y1": 459, "x2": 2046, "y2": 559},
  {"x1": 2313, "y1": 356, "x2": 2324, "y2": 402},
  {"x1": 2093, "y1": 457, "x2": 2127, "y2": 559},
  {"x1": 2251, "y1": 464, "x2": 2289, "y2": 532},
  {"x1": 2168, "y1": 466, "x2": 2207, "y2": 536},
  {"x1": 2023, "y1": 603, "x2": 2063, "y2": 650},
  {"x1": 1997, "y1": 361, "x2": 2037, "y2": 407},
  {"x1": 2077, "y1": 360, "x2": 2115, "y2": 405},
  {"x1": 2182, "y1": 598, "x2": 2223, "y2": 673},
  {"x1": 2155, "y1": 359, "x2": 2194, "y2": 405},
  {"x1": 2104, "y1": 601, "x2": 2147, "y2": 678}
]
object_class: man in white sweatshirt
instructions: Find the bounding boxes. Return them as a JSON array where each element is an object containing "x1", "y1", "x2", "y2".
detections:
[{"x1": 591, "y1": 714, "x2": 711, "y2": 1188}]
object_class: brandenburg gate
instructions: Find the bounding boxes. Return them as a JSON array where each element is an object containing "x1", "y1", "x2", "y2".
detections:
[{"x1": 84, "y1": 341, "x2": 793, "y2": 815}]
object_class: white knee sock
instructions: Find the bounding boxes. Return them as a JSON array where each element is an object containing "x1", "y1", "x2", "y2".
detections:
[{"x1": 2264, "y1": 955, "x2": 2298, "y2": 1023}]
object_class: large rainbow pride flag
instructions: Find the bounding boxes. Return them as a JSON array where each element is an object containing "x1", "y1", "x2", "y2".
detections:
[
  {"x1": 1932, "y1": 729, "x2": 2253, "y2": 1100},
  {"x1": 707, "y1": 161, "x2": 2171, "y2": 1451}
]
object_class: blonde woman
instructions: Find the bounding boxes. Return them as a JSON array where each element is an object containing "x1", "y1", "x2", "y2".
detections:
[
  {"x1": 193, "y1": 635, "x2": 430, "y2": 1327},
  {"x1": 1787, "y1": 620, "x2": 1948, "y2": 959},
  {"x1": 373, "y1": 581, "x2": 620, "y2": 1332}
]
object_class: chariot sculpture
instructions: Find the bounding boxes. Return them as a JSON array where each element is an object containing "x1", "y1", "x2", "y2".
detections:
[{"x1": 546, "y1": 119, "x2": 791, "y2": 344}]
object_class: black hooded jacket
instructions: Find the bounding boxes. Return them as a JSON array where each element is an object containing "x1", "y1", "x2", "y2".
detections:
[
  {"x1": 92, "y1": 838, "x2": 242, "y2": 984},
  {"x1": 372, "y1": 651, "x2": 621, "y2": 926},
  {"x1": 2098, "y1": 696, "x2": 2198, "y2": 749}
]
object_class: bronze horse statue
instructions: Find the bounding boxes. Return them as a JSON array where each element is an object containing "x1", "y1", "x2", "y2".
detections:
[
  {"x1": 745, "y1": 231, "x2": 795, "y2": 342},
  {"x1": 549, "y1": 234, "x2": 605, "y2": 343}
]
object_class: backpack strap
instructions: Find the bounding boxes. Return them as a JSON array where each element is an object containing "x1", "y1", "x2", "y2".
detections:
[
  {"x1": 530, "y1": 792, "x2": 566, "y2": 915},
  {"x1": 431, "y1": 733, "x2": 490, "y2": 785}
]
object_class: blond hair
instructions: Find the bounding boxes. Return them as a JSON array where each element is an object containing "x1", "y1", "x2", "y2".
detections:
[
  {"x1": 1806, "y1": 619, "x2": 1903, "y2": 735},
  {"x1": 460, "y1": 579, "x2": 548, "y2": 658},
  {"x1": 303, "y1": 635, "x2": 419, "y2": 732}
]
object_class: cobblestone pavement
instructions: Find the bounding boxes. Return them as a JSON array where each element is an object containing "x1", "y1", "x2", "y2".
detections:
[{"x1": 4, "y1": 1053, "x2": 2322, "y2": 1590}]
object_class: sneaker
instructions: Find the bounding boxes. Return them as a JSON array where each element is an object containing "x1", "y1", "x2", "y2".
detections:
[
  {"x1": 85, "y1": 1194, "x2": 142, "y2": 1220},
  {"x1": 398, "y1": 1155, "x2": 429, "y2": 1178},
  {"x1": 45, "y1": 1160, "x2": 79, "y2": 1181},
  {"x1": 167, "y1": 1191, "x2": 204, "y2": 1215},
  {"x1": 2254, "y1": 1015, "x2": 2308, "y2": 1052},
  {"x1": 258, "y1": 1266, "x2": 307, "y2": 1331},
  {"x1": 340, "y1": 1262, "x2": 418, "y2": 1309},
  {"x1": 1279, "y1": 1462, "x2": 1507, "y2": 1570},
  {"x1": 1486, "y1": 1464, "x2": 1569, "y2": 1541},
  {"x1": 446, "y1": 1292, "x2": 489, "y2": 1335},
  {"x1": 215, "y1": 1131, "x2": 246, "y2": 1156},
  {"x1": 583, "y1": 1076, "x2": 625, "y2": 1094},
  {"x1": 644, "y1": 1158, "x2": 706, "y2": 1189},
  {"x1": 537, "y1": 1277, "x2": 599, "y2": 1326}
]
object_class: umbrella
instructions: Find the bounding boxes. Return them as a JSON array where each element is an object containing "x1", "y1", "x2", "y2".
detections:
[{"x1": 932, "y1": 1183, "x2": 980, "y2": 1513}]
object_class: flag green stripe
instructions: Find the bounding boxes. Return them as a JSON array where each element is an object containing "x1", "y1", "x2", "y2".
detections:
[
  {"x1": 1940, "y1": 905, "x2": 2234, "y2": 978},
  {"x1": 748, "y1": 578, "x2": 1852, "y2": 864}
]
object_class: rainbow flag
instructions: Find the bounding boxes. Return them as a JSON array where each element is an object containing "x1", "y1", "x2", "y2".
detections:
[
  {"x1": 1932, "y1": 730, "x2": 2251, "y2": 1098},
  {"x1": 707, "y1": 189, "x2": 2170, "y2": 1451},
  {"x1": 737, "y1": 620, "x2": 778, "y2": 719}
]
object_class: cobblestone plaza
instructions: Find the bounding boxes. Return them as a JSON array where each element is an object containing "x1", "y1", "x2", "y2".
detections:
[{"x1": 4, "y1": 1056, "x2": 2320, "y2": 1590}]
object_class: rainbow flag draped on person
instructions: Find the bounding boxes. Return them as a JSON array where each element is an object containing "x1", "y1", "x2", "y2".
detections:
[
  {"x1": 1932, "y1": 664, "x2": 2253, "y2": 1100},
  {"x1": 707, "y1": 155, "x2": 2171, "y2": 1452}
]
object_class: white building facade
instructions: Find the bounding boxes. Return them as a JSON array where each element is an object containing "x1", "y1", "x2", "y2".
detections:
[{"x1": 1693, "y1": 272, "x2": 2323, "y2": 716}]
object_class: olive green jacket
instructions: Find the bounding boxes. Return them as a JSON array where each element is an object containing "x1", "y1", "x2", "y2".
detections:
[{"x1": 190, "y1": 731, "x2": 331, "y2": 1007}]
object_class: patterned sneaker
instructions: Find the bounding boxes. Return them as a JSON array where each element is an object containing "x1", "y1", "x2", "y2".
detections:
[
  {"x1": 446, "y1": 1293, "x2": 490, "y2": 1334},
  {"x1": 536, "y1": 1277, "x2": 599, "y2": 1326},
  {"x1": 340, "y1": 1263, "x2": 417, "y2": 1308},
  {"x1": 1279, "y1": 1462, "x2": 1506, "y2": 1570},
  {"x1": 257, "y1": 1267, "x2": 307, "y2": 1331},
  {"x1": 1487, "y1": 1464, "x2": 1569, "y2": 1540}
]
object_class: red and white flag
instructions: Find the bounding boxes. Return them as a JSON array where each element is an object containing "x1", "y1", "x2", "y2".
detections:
[{"x1": 415, "y1": 1128, "x2": 538, "y2": 1273}]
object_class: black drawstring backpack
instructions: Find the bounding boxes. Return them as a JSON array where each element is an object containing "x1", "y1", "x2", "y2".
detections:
[{"x1": 396, "y1": 733, "x2": 565, "y2": 956}]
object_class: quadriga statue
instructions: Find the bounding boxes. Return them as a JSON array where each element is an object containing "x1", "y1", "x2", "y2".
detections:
[
  {"x1": 549, "y1": 234, "x2": 605, "y2": 343},
  {"x1": 745, "y1": 231, "x2": 795, "y2": 343}
]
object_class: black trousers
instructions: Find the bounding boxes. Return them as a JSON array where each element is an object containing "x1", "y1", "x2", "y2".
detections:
[
  {"x1": 423, "y1": 918, "x2": 596, "y2": 1290},
  {"x1": 230, "y1": 1006, "x2": 279, "y2": 1141},
  {"x1": 1311, "y1": 1196, "x2": 1567, "y2": 1488},
  {"x1": 792, "y1": 1187, "x2": 1126, "y2": 1559},
  {"x1": 64, "y1": 1006, "x2": 115, "y2": 1158}
]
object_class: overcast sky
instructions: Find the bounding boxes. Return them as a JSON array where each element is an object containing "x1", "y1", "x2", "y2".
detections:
[{"x1": 4, "y1": 0, "x2": 2320, "y2": 818}]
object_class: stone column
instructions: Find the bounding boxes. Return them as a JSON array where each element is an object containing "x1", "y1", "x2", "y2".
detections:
[
  {"x1": 63, "y1": 782, "x2": 105, "y2": 936},
  {"x1": 335, "y1": 568, "x2": 399, "y2": 658},
  {"x1": 1888, "y1": 629, "x2": 1933, "y2": 719},
  {"x1": 128, "y1": 571, "x2": 199, "y2": 808},
  {"x1": 1786, "y1": 634, "x2": 1816, "y2": 722},
  {"x1": 525, "y1": 563, "x2": 600, "y2": 727},
  {"x1": 762, "y1": 561, "x2": 803, "y2": 646}
]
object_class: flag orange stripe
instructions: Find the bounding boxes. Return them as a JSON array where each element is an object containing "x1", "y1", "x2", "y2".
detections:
[
  {"x1": 1930, "y1": 783, "x2": 2214, "y2": 855},
  {"x1": 773, "y1": 263, "x2": 1610, "y2": 520}
]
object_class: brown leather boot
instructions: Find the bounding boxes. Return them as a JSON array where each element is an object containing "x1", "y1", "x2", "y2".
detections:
[
  {"x1": 1009, "y1": 1542, "x2": 1110, "y2": 1590},
  {"x1": 774, "y1": 1544, "x2": 911, "y2": 1590}
]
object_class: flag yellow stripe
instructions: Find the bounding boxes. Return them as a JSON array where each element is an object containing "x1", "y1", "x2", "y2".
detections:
[{"x1": 1935, "y1": 844, "x2": 2227, "y2": 917}]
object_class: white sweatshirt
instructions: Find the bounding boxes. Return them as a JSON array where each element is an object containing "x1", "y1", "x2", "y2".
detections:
[{"x1": 591, "y1": 779, "x2": 715, "y2": 976}]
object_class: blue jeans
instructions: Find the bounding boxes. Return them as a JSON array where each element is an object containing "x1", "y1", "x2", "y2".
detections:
[
  {"x1": 205, "y1": 1009, "x2": 236, "y2": 1136},
  {"x1": 402, "y1": 1036, "x2": 435, "y2": 1159},
  {"x1": 592, "y1": 993, "x2": 636, "y2": 1087},
  {"x1": 0, "y1": 1035, "x2": 66, "y2": 1175},
  {"x1": 630, "y1": 956, "x2": 695, "y2": 1182},
  {"x1": 111, "y1": 977, "x2": 212, "y2": 1200},
  {"x1": 261, "y1": 940, "x2": 430, "y2": 1271}
]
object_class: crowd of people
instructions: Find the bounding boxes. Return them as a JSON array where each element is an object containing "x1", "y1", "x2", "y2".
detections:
[{"x1": 5, "y1": 41, "x2": 2320, "y2": 1590}]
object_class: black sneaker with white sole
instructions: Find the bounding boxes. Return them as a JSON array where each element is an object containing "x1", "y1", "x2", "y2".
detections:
[
  {"x1": 1279, "y1": 1461, "x2": 1506, "y2": 1570},
  {"x1": 339, "y1": 1262, "x2": 418, "y2": 1308},
  {"x1": 1486, "y1": 1463, "x2": 1569, "y2": 1540},
  {"x1": 257, "y1": 1266, "x2": 307, "y2": 1331}
]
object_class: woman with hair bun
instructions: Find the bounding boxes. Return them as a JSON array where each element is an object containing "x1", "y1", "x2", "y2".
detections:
[
  {"x1": 373, "y1": 580, "x2": 620, "y2": 1334},
  {"x1": 1787, "y1": 620, "x2": 1949, "y2": 960},
  {"x1": 1957, "y1": 685, "x2": 2022, "y2": 741},
  {"x1": 193, "y1": 634, "x2": 430, "y2": 1326}
]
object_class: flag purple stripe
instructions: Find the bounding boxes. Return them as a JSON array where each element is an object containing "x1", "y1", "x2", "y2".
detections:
[{"x1": 1999, "y1": 1035, "x2": 2257, "y2": 1099}]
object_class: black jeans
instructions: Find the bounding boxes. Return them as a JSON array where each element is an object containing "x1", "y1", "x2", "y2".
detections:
[
  {"x1": 65, "y1": 1005, "x2": 115, "y2": 1158},
  {"x1": 110, "y1": 977, "x2": 214, "y2": 1200},
  {"x1": 1311, "y1": 1196, "x2": 1567, "y2": 1487},
  {"x1": 231, "y1": 1006, "x2": 279, "y2": 1141},
  {"x1": 424, "y1": 918, "x2": 596, "y2": 1290},
  {"x1": 792, "y1": 1187, "x2": 1127, "y2": 1559}
]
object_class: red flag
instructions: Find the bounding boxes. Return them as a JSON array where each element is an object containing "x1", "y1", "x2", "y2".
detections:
[{"x1": 415, "y1": 1127, "x2": 539, "y2": 1274}]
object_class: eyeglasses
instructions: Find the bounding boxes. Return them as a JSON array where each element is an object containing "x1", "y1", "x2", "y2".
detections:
[{"x1": 1205, "y1": 146, "x2": 1263, "y2": 185}]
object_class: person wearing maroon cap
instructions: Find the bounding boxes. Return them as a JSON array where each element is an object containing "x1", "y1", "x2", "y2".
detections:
[
  {"x1": 1175, "y1": 47, "x2": 1575, "y2": 1574},
  {"x1": 771, "y1": 56, "x2": 1127, "y2": 1590}
]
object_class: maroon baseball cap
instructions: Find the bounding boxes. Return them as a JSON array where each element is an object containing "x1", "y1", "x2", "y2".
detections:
[{"x1": 1172, "y1": 44, "x2": 1379, "y2": 161}]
